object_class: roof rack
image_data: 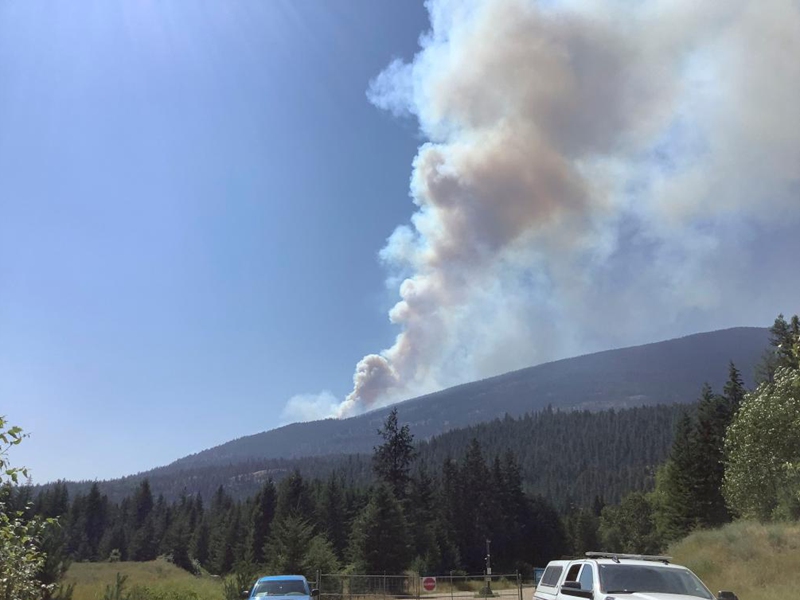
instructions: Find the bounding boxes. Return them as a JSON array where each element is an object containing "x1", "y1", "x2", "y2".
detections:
[{"x1": 585, "y1": 552, "x2": 672, "y2": 564}]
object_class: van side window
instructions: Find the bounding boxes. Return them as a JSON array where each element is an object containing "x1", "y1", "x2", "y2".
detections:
[
  {"x1": 578, "y1": 565, "x2": 594, "y2": 591},
  {"x1": 565, "y1": 564, "x2": 581, "y2": 582},
  {"x1": 539, "y1": 566, "x2": 563, "y2": 588}
]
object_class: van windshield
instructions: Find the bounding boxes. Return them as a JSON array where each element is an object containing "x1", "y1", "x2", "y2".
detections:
[
  {"x1": 598, "y1": 565, "x2": 713, "y2": 598},
  {"x1": 252, "y1": 581, "x2": 308, "y2": 597}
]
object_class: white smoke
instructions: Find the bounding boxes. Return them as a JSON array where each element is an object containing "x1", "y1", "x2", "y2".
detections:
[
  {"x1": 281, "y1": 390, "x2": 340, "y2": 423},
  {"x1": 287, "y1": 0, "x2": 800, "y2": 420}
]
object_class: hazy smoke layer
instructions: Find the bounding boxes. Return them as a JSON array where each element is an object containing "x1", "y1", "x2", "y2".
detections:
[{"x1": 285, "y1": 0, "x2": 800, "y2": 422}]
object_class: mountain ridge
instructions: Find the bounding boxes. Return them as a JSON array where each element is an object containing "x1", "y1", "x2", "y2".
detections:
[{"x1": 166, "y1": 326, "x2": 769, "y2": 471}]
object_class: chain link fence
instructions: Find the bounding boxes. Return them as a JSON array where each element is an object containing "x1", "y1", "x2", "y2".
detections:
[{"x1": 315, "y1": 573, "x2": 525, "y2": 600}]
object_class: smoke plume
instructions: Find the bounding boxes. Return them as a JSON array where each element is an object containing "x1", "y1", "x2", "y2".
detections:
[{"x1": 290, "y1": 0, "x2": 800, "y2": 420}]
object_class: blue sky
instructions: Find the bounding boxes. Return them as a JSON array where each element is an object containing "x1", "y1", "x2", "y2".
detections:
[
  {"x1": 3, "y1": 0, "x2": 799, "y2": 484},
  {"x1": 0, "y1": 1, "x2": 428, "y2": 482}
]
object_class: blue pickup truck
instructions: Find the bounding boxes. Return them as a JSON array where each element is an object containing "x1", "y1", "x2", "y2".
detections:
[{"x1": 245, "y1": 575, "x2": 320, "y2": 600}]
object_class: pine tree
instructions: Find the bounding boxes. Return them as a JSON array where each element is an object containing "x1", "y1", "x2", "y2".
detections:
[
  {"x1": 758, "y1": 314, "x2": 800, "y2": 382},
  {"x1": 407, "y1": 463, "x2": 442, "y2": 572},
  {"x1": 82, "y1": 483, "x2": 108, "y2": 560},
  {"x1": 723, "y1": 362, "x2": 746, "y2": 410},
  {"x1": 372, "y1": 409, "x2": 417, "y2": 501},
  {"x1": 275, "y1": 471, "x2": 314, "y2": 523},
  {"x1": 161, "y1": 496, "x2": 193, "y2": 572},
  {"x1": 318, "y1": 475, "x2": 347, "y2": 561},
  {"x1": 349, "y1": 484, "x2": 411, "y2": 574},
  {"x1": 129, "y1": 515, "x2": 158, "y2": 561},
  {"x1": 132, "y1": 480, "x2": 154, "y2": 530},
  {"x1": 265, "y1": 515, "x2": 314, "y2": 575},
  {"x1": 192, "y1": 517, "x2": 211, "y2": 567},
  {"x1": 526, "y1": 495, "x2": 568, "y2": 567},
  {"x1": 248, "y1": 480, "x2": 276, "y2": 565},
  {"x1": 692, "y1": 386, "x2": 733, "y2": 528},
  {"x1": 652, "y1": 413, "x2": 697, "y2": 542},
  {"x1": 457, "y1": 439, "x2": 494, "y2": 572}
]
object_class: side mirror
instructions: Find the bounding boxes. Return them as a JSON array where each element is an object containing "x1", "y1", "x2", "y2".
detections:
[
  {"x1": 718, "y1": 592, "x2": 738, "y2": 600},
  {"x1": 560, "y1": 581, "x2": 592, "y2": 599},
  {"x1": 241, "y1": 591, "x2": 250, "y2": 599},
  {"x1": 311, "y1": 590, "x2": 320, "y2": 598}
]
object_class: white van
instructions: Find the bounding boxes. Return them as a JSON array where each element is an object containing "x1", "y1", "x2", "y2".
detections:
[{"x1": 533, "y1": 553, "x2": 738, "y2": 600}]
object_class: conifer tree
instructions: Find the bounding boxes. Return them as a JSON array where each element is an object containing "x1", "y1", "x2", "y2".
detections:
[
  {"x1": 527, "y1": 495, "x2": 568, "y2": 567},
  {"x1": 723, "y1": 362, "x2": 746, "y2": 409},
  {"x1": 248, "y1": 480, "x2": 276, "y2": 565},
  {"x1": 652, "y1": 413, "x2": 697, "y2": 542},
  {"x1": 132, "y1": 480, "x2": 154, "y2": 530},
  {"x1": 265, "y1": 515, "x2": 314, "y2": 575},
  {"x1": 407, "y1": 463, "x2": 442, "y2": 572},
  {"x1": 692, "y1": 386, "x2": 733, "y2": 528},
  {"x1": 192, "y1": 517, "x2": 211, "y2": 567},
  {"x1": 82, "y1": 483, "x2": 108, "y2": 560},
  {"x1": 318, "y1": 475, "x2": 347, "y2": 560},
  {"x1": 372, "y1": 409, "x2": 417, "y2": 501},
  {"x1": 456, "y1": 439, "x2": 494, "y2": 572},
  {"x1": 275, "y1": 471, "x2": 314, "y2": 523},
  {"x1": 349, "y1": 484, "x2": 411, "y2": 574}
]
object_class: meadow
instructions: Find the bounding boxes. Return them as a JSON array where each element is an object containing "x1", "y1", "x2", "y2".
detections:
[
  {"x1": 65, "y1": 521, "x2": 800, "y2": 600},
  {"x1": 671, "y1": 521, "x2": 800, "y2": 600},
  {"x1": 65, "y1": 559, "x2": 223, "y2": 600}
]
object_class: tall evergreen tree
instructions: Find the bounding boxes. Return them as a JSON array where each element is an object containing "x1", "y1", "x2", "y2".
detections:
[
  {"x1": 248, "y1": 480, "x2": 277, "y2": 565},
  {"x1": 265, "y1": 515, "x2": 314, "y2": 576},
  {"x1": 82, "y1": 483, "x2": 108, "y2": 560},
  {"x1": 349, "y1": 484, "x2": 411, "y2": 574},
  {"x1": 723, "y1": 362, "x2": 746, "y2": 409},
  {"x1": 275, "y1": 471, "x2": 314, "y2": 523},
  {"x1": 372, "y1": 409, "x2": 417, "y2": 500},
  {"x1": 407, "y1": 463, "x2": 443, "y2": 573},
  {"x1": 652, "y1": 413, "x2": 697, "y2": 542},
  {"x1": 457, "y1": 439, "x2": 495, "y2": 571},
  {"x1": 192, "y1": 517, "x2": 211, "y2": 567},
  {"x1": 132, "y1": 480, "x2": 154, "y2": 530},
  {"x1": 318, "y1": 475, "x2": 347, "y2": 561},
  {"x1": 757, "y1": 314, "x2": 800, "y2": 382},
  {"x1": 692, "y1": 386, "x2": 733, "y2": 528}
]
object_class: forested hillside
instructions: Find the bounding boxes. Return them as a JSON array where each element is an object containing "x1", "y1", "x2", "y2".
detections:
[
  {"x1": 53, "y1": 402, "x2": 686, "y2": 507},
  {"x1": 165, "y1": 327, "x2": 768, "y2": 471}
]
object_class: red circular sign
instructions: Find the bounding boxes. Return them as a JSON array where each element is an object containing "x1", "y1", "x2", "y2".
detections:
[{"x1": 422, "y1": 577, "x2": 436, "y2": 592}]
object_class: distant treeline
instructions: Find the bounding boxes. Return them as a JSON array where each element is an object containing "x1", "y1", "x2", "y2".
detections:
[
  {"x1": 11, "y1": 430, "x2": 567, "y2": 579},
  {"x1": 49, "y1": 402, "x2": 686, "y2": 508},
  {"x1": 3, "y1": 395, "x2": 732, "y2": 580}
]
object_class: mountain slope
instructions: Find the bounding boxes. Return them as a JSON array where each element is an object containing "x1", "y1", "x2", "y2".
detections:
[
  {"x1": 168, "y1": 326, "x2": 768, "y2": 470},
  {"x1": 70, "y1": 402, "x2": 686, "y2": 505}
]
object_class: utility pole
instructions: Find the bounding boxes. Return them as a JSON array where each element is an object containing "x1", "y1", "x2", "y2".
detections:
[{"x1": 484, "y1": 539, "x2": 492, "y2": 596}]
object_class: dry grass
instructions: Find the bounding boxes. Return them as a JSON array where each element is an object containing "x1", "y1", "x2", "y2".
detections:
[
  {"x1": 670, "y1": 521, "x2": 800, "y2": 600},
  {"x1": 64, "y1": 559, "x2": 223, "y2": 600}
]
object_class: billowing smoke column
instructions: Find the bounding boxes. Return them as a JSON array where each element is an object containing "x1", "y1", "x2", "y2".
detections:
[{"x1": 286, "y1": 0, "x2": 800, "y2": 422}]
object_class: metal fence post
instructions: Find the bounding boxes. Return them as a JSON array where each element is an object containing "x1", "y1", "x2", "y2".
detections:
[{"x1": 449, "y1": 571, "x2": 453, "y2": 600}]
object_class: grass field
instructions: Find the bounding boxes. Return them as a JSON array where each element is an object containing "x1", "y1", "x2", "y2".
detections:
[
  {"x1": 64, "y1": 559, "x2": 223, "y2": 600},
  {"x1": 670, "y1": 520, "x2": 800, "y2": 600},
  {"x1": 64, "y1": 523, "x2": 800, "y2": 600}
]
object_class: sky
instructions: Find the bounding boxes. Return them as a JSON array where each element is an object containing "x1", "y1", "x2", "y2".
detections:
[{"x1": 1, "y1": 0, "x2": 799, "y2": 483}]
